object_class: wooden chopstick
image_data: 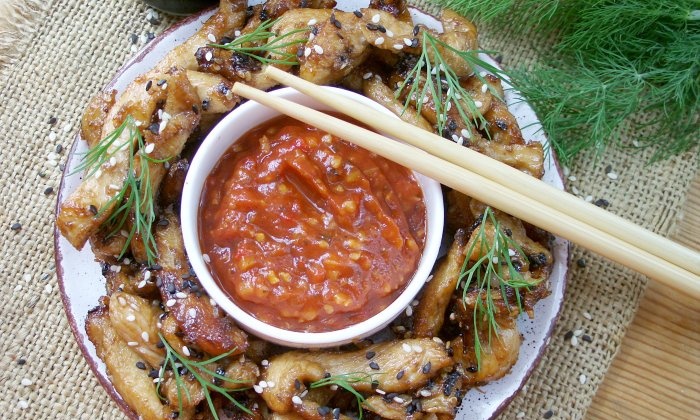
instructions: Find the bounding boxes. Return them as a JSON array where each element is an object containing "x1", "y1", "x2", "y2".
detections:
[
  {"x1": 231, "y1": 82, "x2": 700, "y2": 298},
  {"x1": 263, "y1": 66, "x2": 700, "y2": 277}
]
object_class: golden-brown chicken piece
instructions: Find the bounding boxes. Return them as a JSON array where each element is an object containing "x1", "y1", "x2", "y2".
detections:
[
  {"x1": 154, "y1": 208, "x2": 248, "y2": 356},
  {"x1": 81, "y1": 90, "x2": 116, "y2": 148}
]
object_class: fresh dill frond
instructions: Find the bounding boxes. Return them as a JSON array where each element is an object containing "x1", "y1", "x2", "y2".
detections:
[
  {"x1": 397, "y1": 31, "x2": 507, "y2": 139},
  {"x1": 458, "y1": 207, "x2": 535, "y2": 369},
  {"x1": 75, "y1": 115, "x2": 166, "y2": 266},
  {"x1": 309, "y1": 372, "x2": 380, "y2": 419},
  {"x1": 210, "y1": 18, "x2": 308, "y2": 66},
  {"x1": 157, "y1": 333, "x2": 251, "y2": 419},
  {"x1": 431, "y1": 0, "x2": 700, "y2": 163}
]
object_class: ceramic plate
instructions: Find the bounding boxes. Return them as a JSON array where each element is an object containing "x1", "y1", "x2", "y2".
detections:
[{"x1": 55, "y1": 2, "x2": 568, "y2": 418}]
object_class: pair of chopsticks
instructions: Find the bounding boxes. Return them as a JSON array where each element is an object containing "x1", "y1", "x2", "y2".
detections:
[{"x1": 232, "y1": 66, "x2": 700, "y2": 298}]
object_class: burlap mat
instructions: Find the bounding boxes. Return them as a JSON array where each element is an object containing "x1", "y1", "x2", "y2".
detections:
[{"x1": 0, "y1": 0, "x2": 697, "y2": 418}]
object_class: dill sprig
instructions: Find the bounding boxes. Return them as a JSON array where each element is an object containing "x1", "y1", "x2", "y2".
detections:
[
  {"x1": 309, "y1": 372, "x2": 380, "y2": 419},
  {"x1": 433, "y1": 0, "x2": 700, "y2": 163},
  {"x1": 157, "y1": 333, "x2": 251, "y2": 418},
  {"x1": 210, "y1": 18, "x2": 308, "y2": 66},
  {"x1": 73, "y1": 115, "x2": 165, "y2": 266},
  {"x1": 397, "y1": 31, "x2": 507, "y2": 140},
  {"x1": 458, "y1": 207, "x2": 535, "y2": 369}
]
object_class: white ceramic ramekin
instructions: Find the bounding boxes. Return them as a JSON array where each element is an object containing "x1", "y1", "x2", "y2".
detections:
[{"x1": 181, "y1": 86, "x2": 443, "y2": 348}]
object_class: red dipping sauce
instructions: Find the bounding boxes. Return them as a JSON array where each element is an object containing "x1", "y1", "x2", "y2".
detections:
[{"x1": 199, "y1": 115, "x2": 426, "y2": 332}]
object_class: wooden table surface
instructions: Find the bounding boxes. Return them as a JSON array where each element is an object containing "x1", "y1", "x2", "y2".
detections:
[{"x1": 0, "y1": 2, "x2": 698, "y2": 418}]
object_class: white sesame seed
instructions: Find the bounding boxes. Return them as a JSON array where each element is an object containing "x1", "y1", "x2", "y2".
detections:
[
  {"x1": 329, "y1": 384, "x2": 338, "y2": 391},
  {"x1": 460, "y1": 129, "x2": 470, "y2": 138},
  {"x1": 137, "y1": 280, "x2": 147, "y2": 289},
  {"x1": 130, "y1": 45, "x2": 138, "y2": 53},
  {"x1": 48, "y1": 131, "x2": 57, "y2": 141},
  {"x1": 144, "y1": 143, "x2": 155, "y2": 154},
  {"x1": 144, "y1": 271, "x2": 152, "y2": 281},
  {"x1": 313, "y1": 45, "x2": 324, "y2": 54},
  {"x1": 253, "y1": 384, "x2": 263, "y2": 393},
  {"x1": 425, "y1": 274, "x2": 433, "y2": 283},
  {"x1": 292, "y1": 395, "x2": 303, "y2": 405},
  {"x1": 572, "y1": 186, "x2": 580, "y2": 195},
  {"x1": 402, "y1": 343, "x2": 412, "y2": 353},
  {"x1": 188, "y1": 308, "x2": 196, "y2": 318},
  {"x1": 267, "y1": 381, "x2": 275, "y2": 388},
  {"x1": 161, "y1": 82, "x2": 167, "y2": 90},
  {"x1": 393, "y1": 396, "x2": 404, "y2": 404},
  {"x1": 21, "y1": 378, "x2": 33, "y2": 386},
  {"x1": 44, "y1": 284, "x2": 52, "y2": 294},
  {"x1": 481, "y1": 84, "x2": 488, "y2": 93},
  {"x1": 261, "y1": 359, "x2": 269, "y2": 367},
  {"x1": 404, "y1": 38, "x2": 412, "y2": 46},
  {"x1": 182, "y1": 346, "x2": 191, "y2": 356},
  {"x1": 446, "y1": 101, "x2": 452, "y2": 111},
  {"x1": 307, "y1": 18, "x2": 317, "y2": 25},
  {"x1": 419, "y1": 389, "x2": 432, "y2": 397},
  {"x1": 127, "y1": 341, "x2": 138, "y2": 347},
  {"x1": 14, "y1": 284, "x2": 22, "y2": 292},
  {"x1": 205, "y1": 51, "x2": 213, "y2": 61},
  {"x1": 571, "y1": 336, "x2": 579, "y2": 346},
  {"x1": 304, "y1": 47, "x2": 311, "y2": 58},
  {"x1": 508, "y1": 249, "x2": 516, "y2": 257},
  {"x1": 18, "y1": 400, "x2": 29, "y2": 409},
  {"x1": 207, "y1": 33, "x2": 216, "y2": 42},
  {"x1": 153, "y1": 378, "x2": 162, "y2": 384},
  {"x1": 118, "y1": 296, "x2": 127, "y2": 306},
  {"x1": 259, "y1": 380, "x2": 268, "y2": 388},
  {"x1": 176, "y1": 292, "x2": 187, "y2": 299},
  {"x1": 573, "y1": 329, "x2": 584, "y2": 337},
  {"x1": 411, "y1": 299, "x2": 419, "y2": 307},
  {"x1": 451, "y1": 134, "x2": 459, "y2": 142},
  {"x1": 412, "y1": 344, "x2": 423, "y2": 353},
  {"x1": 607, "y1": 172, "x2": 618, "y2": 180},
  {"x1": 300, "y1": 389, "x2": 309, "y2": 397},
  {"x1": 393, "y1": 43, "x2": 403, "y2": 50},
  {"x1": 210, "y1": 298, "x2": 217, "y2": 307},
  {"x1": 492, "y1": 256, "x2": 499, "y2": 264},
  {"x1": 585, "y1": 195, "x2": 593, "y2": 202},
  {"x1": 166, "y1": 299, "x2": 176, "y2": 307},
  {"x1": 579, "y1": 374, "x2": 587, "y2": 384},
  {"x1": 375, "y1": 388, "x2": 386, "y2": 395},
  {"x1": 374, "y1": 37, "x2": 384, "y2": 45},
  {"x1": 203, "y1": 253, "x2": 211, "y2": 263},
  {"x1": 405, "y1": 306, "x2": 413, "y2": 317},
  {"x1": 516, "y1": 412, "x2": 526, "y2": 419},
  {"x1": 308, "y1": 33, "x2": 315, "y2": 42},
  {"x1": 363, "y1": 72, "x2": 373, "y2": 79},
  {"x1": 234, "y1": 30, "x2": 241, "y2": 37},
  {"x1": 386, "y1": 30, "x2": 393, "y2": 37},
  {"x1": 141, "y1": 331, "x2": 150, "y2": 342},
  {"x1": 474, "y1": 100, "x2": 483, "y2": 108},
  {"x1": 582, "y1": 311, "x2": 593, "y2": 320}
]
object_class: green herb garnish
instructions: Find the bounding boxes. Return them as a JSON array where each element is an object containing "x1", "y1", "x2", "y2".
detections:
[
  {"x1": 210, "y1": 18, "x2": 308, "y2": 66},
  {"x1": 458, "y1": 207, "x2": 536, "y2": 369},
  {"x1": 157, "y1": 333, "x2": 251, "y2": 418},
  {"x1": 397, "y1": 31, "x2": 507, "y2": 139},
  {"x1": 74, "y1": 115, "x2": 165, "y2": 266},
  {"x1": 309, "y1": 372, "x2": 380, "y2": 419},
  {"x1": 434, "y1": 0, "x2": 700, "y2": 163}
]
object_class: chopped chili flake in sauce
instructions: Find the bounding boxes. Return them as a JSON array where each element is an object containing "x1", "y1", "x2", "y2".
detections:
[{"x1": 199, "y1": 115, "x2": 426, "y2": 332}]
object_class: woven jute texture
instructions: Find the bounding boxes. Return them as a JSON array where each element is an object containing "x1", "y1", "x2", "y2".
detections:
[{"x1": 0, "y1": 0, "x2": 697, "y2": 419}]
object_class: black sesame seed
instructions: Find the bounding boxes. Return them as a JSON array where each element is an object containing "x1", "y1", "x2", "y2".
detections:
[
  {"x1": 605, "y1": 164, "x2": 612, "y2": 174},
  {"x1": 156, "y1": 341, "x2": 165, "y2": 349},
  {"x1": 332, "y1": 407, "x2": 340, "y2": 419},
  {"x1": 220, "y1": 36, "x2": 233, "y2": 44},
  {"x1": 371, "y1": 379, "x2": 379, "y2": 389},
  {"x1": 353, "y1": 10, "x2": 363, "y2": 18},
  {"x1": 311, "y1": 26, "x2": 319, "y2": 36},
  {"x1": 191, "y1": 104, "x2": 199, "y2": 114},
  {"x1": 202, "y1": 99, "x2": 210, "y2": 111},
  {"x1": 330, "y1": 14, "x2": 342, "y2": 29},
  {"x1": 88, "y1": 205, "x2": 98, "y2": 215},
  {"x1": 48, "y1": 117, "x2": 57, "y2": 125},
  {"x1": 167, "y1": 284, "x2": 176, "y2": 294},
  {"x1": 39, "y1": 171, "x2": 46, "y2": 178},
  {"x1": 324, "y1": 372, "x2": 331, "y2": 378},
  {"x1": 422, "y1": 361, "x2": 432, "y2": 374},
  {"x1": 151, "y1": 264, "x2": 163, "y2": 271},
  {"x1": 44, "y1": 187, "x2": 54, "y2": 195},
  {"x1": 369, "y1": 361, "x2": 380, "y2": 370},
  {"x1": 11, "y1": 222, "x2": 22, "y2": 231},
  {"x1": 148, "y1": 369, "x2": 159, "y2": 378},
  {"x1": 396, "y1": 370, "x2": 404, "y2": 380},
  {"x1": 294, "y1": 379, "x2": 301, "y2": 390},
  {"x1": 365, "y1": 351, "x2": 375, "y2": 359},
  {"x1": 17, "y1": 358, "x2": 26, "y2": 365},
  {"x1": 413, "y1": 25, "x2": 420, "y2": 36},
  {"x1": 170, "y1": 412, "x2": 179, "y2": 419},
  {"x1": 157, "y1": 79, "x2": 167, "y2": 86},
  {"x1": 411, "y1": 38, "x2": 419, "y2": 48},
  {"x1": 145, "y1": 80, "x2": 153, "y2": 91},
  {"x1": 59, "y1": 163, "x2": 65, "y2": 171},
  {"x1": 147, "y1": 32, "x2": 155, "y2": 41},
  {"x1": 582, "y1": 334, "x2": 593, "y2": 343},
  {"x1": 135, "y1": 361, "x2": 146, "y2": 370},
  {"x1": 564, "y1": 330, "x2": 574, "y2": 340},
  {"x1": 156, "y1": 278, "x2": 163, "y2": 287},
  {"x1": 130, "y1": 33, "x2": 138, "y2": 44},
  {"x1": 576, "y1": 258, "x2": 586, "y2": 268},
  {"x1": 594, "y1": 198, "x2": 610, "y2": 208},
  {"x1": 149, "y1": 122, "x2": 159, "y2": 134},
  {"x1": 55, "y1": 144, "x2": 63, "y2": 153},
  {"x1": 158, "y1": 218, "x2": 170, "y2": 227},
  {"x1": 366, "y1": 23, "x2": 381, "y2": 31},
  {"x1": 317, "y1": 406, "x2": 331, "y2": 416},
  {"x1": 543, "y1": 409, "x2": 554, "y2": 419},
  {"x1": 467, "y1": 365, "x2": 477, "y2": 373}
]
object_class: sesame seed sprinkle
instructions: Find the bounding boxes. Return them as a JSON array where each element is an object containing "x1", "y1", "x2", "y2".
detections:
[
  {"x1": 304, "y1": 47, "x2": 311, "y2": 57},
  {"x1": 386, "y1": 30, "x2": 393, "y2": 37},
  {"x1": 182, "y1": 346, "x2": 191, "y2": 356},
  {"x1": 176, "y1": 292, "x2": 187, "y2": 299},
  {"x1": 313, "y1": 45, "x2": 323, "y2": 54},
  {"x1": 292, "y1": 395, "x2": 303, "y2": 405},
  {"x1": 166, "y1": 299, "x2": 176, "y2": 307},
  {"x1": 118, "y1": 296, "x2": 127, "y2": 306},
  {"x1": 405, "y1": 306, "x2": 413, "y2": 316},
  {"x1": 203, "y1": 253, "x2": 211, "y2": 263},
  {"x1": 375, "y1": 37, "x2": 384, "y2": 45},
  {"x1": 582, "y1": 311, "x2": 593, "y2": 320},
  {"x1": 607, "y1": 172, "x2": 619, "y2": 180},
  {"x1": 412, "y1": 344, "x2": 423, "y2": 353},
  {"x1": 141, "y1": 331, "x2": 150, "y2": 342},
  {"x1": 188, "y1": 308, "x2": 196, "y2": 317},
  {"x1": 127, "y1": 341, "x2": 138, "y2": 347},
  {"x1": 205, "y1": 51, "x2": 213, "y2": 62},
  {"x1": 48, "y1": 131, "x2": 57, "y2": 141},
  {"x1": 404, "y1": 37, "x2": 412, "y2": 46},
  {"x1": 579, "y1": 374, "x2": 587, "y2": 384},
  {"x1": 207, "y1": 33, "x2": 216, "y2": 42},
  {"x1": 18, "y1": 400, "x2": 29, "y2": 410},
  {"x1": 481, "y1": 84, "x2": 488, "y2": 93},
  {"x1": 21, "y1": 378, "x2": 33, "y2": 386},
  {"x1": 420, "y1": 389, "x2": 432, "y2": 397},
  {"x1": 144, "y1": 143, "x2": 155, "y2": 154},
  {"x1": 363, "y1": 72, "x2": 373, "y2": 79},
  {"x1": 375, "y1": 388, "x2": 386, "y2": 395},
  {"x1": 126, "y1": 314, "x2": 136, "y2": 322},
  {"x1": 402, "y1": 343, "x2": 412, "y2": 353},
  {"x1": 372, "y1": 14, "x2": 380, "y2": 23},
  {"x1": 474, "y1": 100, "x2": 483, "y2": 108},
  {"x1": 393, "y1": 43, "x2": 403, "y2": 50},
  {"x1": 253, "y1": 384, "x2": 263, "y2": 393}
]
